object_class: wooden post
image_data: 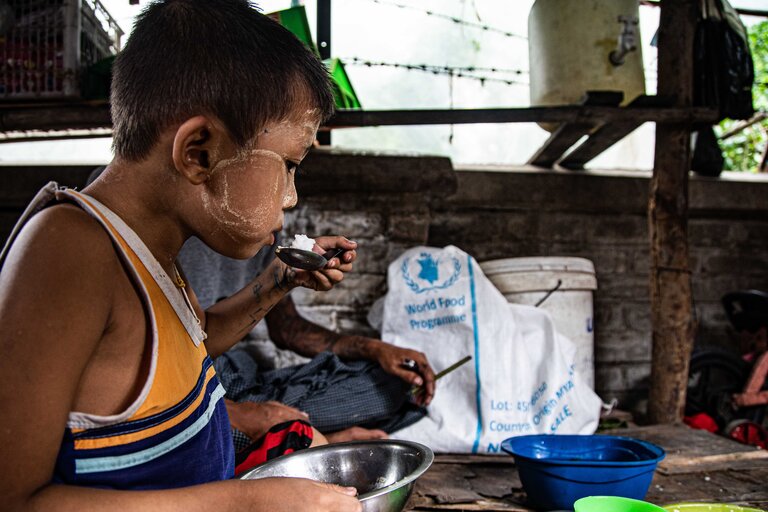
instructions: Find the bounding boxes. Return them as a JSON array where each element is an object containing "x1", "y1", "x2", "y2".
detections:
[
  {"x1": 316, "y1": 0, "x2": 332, "y2": 146},
  {"x1": 647, "y1": 0, "x2": 698, "y2": 424}
]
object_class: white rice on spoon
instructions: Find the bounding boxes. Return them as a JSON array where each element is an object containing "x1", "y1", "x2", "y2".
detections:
[{"x1": 290, "y1": 234, "x2": 316, "y2": 252}]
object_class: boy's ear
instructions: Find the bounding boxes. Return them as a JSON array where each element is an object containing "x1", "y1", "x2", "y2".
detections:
[{"x1": 171, "y1": 115, "x2": 231, "y2": 185}]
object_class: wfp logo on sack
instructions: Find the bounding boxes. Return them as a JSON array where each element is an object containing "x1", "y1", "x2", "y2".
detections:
[{"x1": 401, "y1": 252, "x2": 461, "y2": 294}]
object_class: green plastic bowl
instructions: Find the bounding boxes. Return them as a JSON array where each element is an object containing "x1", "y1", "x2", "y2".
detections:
[
  {"x1": 575, "y1": 496, "x2": 668, "y2": 512},
  {"x1": 663, "y1": 503, "x2": 766, "y2": 512}
]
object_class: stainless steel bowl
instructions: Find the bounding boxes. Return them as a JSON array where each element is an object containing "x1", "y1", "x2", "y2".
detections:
[{"x1": 240, "y1": 440, "x2": 434, "y2": 512}]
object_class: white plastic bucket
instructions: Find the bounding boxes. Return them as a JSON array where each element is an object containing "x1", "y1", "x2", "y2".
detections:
[{"x1": 479, "y1": 257, "x2": 598, "y2": 388}]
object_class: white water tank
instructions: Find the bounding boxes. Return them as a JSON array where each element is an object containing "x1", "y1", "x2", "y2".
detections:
[
  {"x1": 529, "y1": 0, "x2": 646, "y2": 131},
  {"x1": 480, "y1": 257, "x2": 598, "y2": 389}
]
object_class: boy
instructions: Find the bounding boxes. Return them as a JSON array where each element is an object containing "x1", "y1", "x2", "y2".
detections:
[{"x1": 0, "y1": 0, "x2": 362, "y2": 510}]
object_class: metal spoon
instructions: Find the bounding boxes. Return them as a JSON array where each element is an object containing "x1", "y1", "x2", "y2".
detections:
[{"x1": 275, "y1": 246, "x2": 345, "y2": 271}]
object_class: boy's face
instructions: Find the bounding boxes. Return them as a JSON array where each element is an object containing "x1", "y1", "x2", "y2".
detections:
[{"x1": 200, "y1": 109, "x2": 320, "y2": 258}]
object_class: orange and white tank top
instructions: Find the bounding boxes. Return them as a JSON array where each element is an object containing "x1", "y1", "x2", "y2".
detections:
[{"x1": 0, "y1": 183, "x2": 234, "y2": 489}]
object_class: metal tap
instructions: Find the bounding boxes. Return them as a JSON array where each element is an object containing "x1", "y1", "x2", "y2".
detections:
[{"x1": 609, "y1": 15, "x2": 640, "y2": 66}]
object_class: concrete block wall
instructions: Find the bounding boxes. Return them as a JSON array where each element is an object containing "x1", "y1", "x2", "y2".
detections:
[
  {"x1": 428, "y1": 167, "x2": 768, "y2": 415},
  {"x1": 1, "y1": 155, "x2": 766, "y2": 418},
  {"x1": 282, "y1": 150, "x2": 457, "y2": 347}
]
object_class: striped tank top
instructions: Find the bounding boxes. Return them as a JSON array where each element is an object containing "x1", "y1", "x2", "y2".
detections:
[{"x1": 2, "y1": 183, "x2": 235, "y2": 489}]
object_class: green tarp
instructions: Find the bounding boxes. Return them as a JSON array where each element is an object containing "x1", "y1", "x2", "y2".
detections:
[{"x1": 271, "y1": 5, "x2": 361, "y2": 110}]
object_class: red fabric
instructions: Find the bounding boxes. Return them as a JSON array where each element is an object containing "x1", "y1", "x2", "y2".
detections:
[
  {"x1": 684, "y1": 413, "x2": 720, "y2": 433},
  {"x1": 234, "y1": 420, "x2": 314, "y2": 476},
  {"x1": 728, "y1": 421, "x2": 768, "y2": 449}
]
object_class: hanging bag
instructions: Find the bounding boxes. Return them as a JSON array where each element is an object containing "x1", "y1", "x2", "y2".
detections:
[{"x1": 693, "y1": 0, "x2": 755, "y2": 121}]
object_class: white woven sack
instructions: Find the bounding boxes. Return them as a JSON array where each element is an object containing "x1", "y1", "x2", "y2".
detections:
[{"x1": 383, "y1": 245, "x2": 602, "y2": 453}]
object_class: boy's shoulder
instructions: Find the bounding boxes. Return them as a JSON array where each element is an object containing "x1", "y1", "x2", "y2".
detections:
[
  {"x1": 4, "y1": 202, "x2": 121, "y2": 299},
  {"x1": 0, "y1": 200, "x2": 124, "y2": 361},
  {"x1": 24, "y1": 201, "x2": 114, "y2": 252}
]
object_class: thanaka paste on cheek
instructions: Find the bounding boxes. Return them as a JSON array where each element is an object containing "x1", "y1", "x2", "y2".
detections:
[
  {"x1": 201, "y1": 112, "x2": 316, "y2": 244},
  {"x1": 202, "y1": 149, "x2": 285, "y2": 241}
]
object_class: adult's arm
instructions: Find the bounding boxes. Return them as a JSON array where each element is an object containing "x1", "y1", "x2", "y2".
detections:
[
  {"x1": 0, "y1": 208, "x2": 360, "y2": 512},
  {"x1": 265, "y1": 295, "x2": 437, "y2": 406}
]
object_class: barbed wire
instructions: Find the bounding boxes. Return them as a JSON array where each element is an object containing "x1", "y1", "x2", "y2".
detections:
[
  {"x1": 368, "y1": 0, "x2": 527, "y2": 40},
  {"x1": 343, "y1": 57, "x2": 530, "y2": 86},
  {"x1": 344, "y1": 57, "x2": 528, "y2": 76}
]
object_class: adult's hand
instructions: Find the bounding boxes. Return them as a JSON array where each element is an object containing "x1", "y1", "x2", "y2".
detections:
[
  {"x1": 225, "y1": 399, "x2": 309, "y2": 441},
  {"x1": 284, "y1": 235, "x2": 357, "y2": 292},
  {"x1": 372, "y1": 341, "x2": 436, "y2": 406},
  {"x1": 333, "y1": 336, "x2": 436, "y2": 407}
]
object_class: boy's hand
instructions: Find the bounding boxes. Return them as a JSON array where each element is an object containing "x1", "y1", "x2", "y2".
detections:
[
  {"x1": 286, "y1": 235, "x2": 357, "y2": 291},
  {"x1": 326, "y1": 426, "x2": 389, "y2": 444},
  {"x1": 249, "y1": 477, "x2": 361, "y2": 512}
]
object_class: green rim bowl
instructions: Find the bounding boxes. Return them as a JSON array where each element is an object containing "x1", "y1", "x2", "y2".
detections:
[{"x1": 575, "y1": 496, "x2": 668, "y2": 512}]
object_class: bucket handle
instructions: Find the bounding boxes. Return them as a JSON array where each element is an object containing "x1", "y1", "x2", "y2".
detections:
[{"x1": 534, "y1": 279, "x2": 562, "y2": 307}]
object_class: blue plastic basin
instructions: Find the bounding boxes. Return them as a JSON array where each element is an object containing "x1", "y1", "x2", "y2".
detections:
[{"x1": 501, "y1": 435, "x2": 665, "y2": 511}]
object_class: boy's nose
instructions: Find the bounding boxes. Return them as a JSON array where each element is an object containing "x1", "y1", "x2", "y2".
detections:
[{"x1": 283, "y1": 175, "x2": 298, "y2": 209}]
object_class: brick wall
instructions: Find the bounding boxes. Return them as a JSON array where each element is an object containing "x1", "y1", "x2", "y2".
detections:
[
  {"x1": 429, "y1": 167, "x2": 768, "y2": 415},
  {"x1": 283, "y1": 150, "x2": 457, "y2": 343},
  {"x1": 1, "y1": 154, "x2": 767, "y2": 417}
]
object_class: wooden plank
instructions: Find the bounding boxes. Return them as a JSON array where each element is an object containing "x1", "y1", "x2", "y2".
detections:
[
  {"x1": 0, "y1": 104, "x2": 112, "y2": 131},
  {"x1": 408, "y1": 461, "x2": 531, "y2": 511},
  {"x1": 528, "y1": 91, "x2": 624, "y2": 167},
  {"x1": 327, "y1": 106, "x2": 717, "y2": 127},
  {"x1": 406, "y1": 426, "x2": 768, "y2": 510},
  {"x1": 434, "y1": 454, "x2": 515, "y2": 465},
  {"x1": 606, "y1": 424, "x2": 760, "y2": 458},
  {"x1": 645, "y1": 467, "x2": 768, "y2": 507},
  {"x1": 409, "y1": 502, "x2": 529, "y2": 511},
  {"x1": 527, "y1": 122, "x2": 594, "y2": 167},
  {"x1": 560, "y1": 96, "x2": 674, "y2": 169},
  {"x1": 659, "y1": 450, "x2": 768, "y2": 475},
  {"x1": 0, "y1": 104, "x2": 720, "y2": 133},
  {"x1": 414, "y1": 464, "x2": 486, "y2": 505},
  {"x1": 409, "y1": 461, "x2": 768, "y2": 510},
  {"x1": 407, "y1": 432, "x2": 768, "y2": 510},
  {"x1": 603, "y1": 424, "x2": 768, "y2": 474},
  {"x1": 647, "y1": 0, "x2": 697, "y2": 425}
]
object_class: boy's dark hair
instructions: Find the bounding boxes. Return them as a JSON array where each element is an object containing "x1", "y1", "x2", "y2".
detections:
[{"x1": 111, "y1": 0, "x2": 335, "y2": 161}]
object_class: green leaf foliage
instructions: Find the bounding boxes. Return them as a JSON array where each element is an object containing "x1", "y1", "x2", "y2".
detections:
[{"x1": 715, "y1": 21, "x2": 768, "y2": 173}]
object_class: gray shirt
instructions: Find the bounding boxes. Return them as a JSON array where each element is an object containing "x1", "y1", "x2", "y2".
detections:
[{"x1": 177, "y1": 237, "x2": 277, "y2": 309}]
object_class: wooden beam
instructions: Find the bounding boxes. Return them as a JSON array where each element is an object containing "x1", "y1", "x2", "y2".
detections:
[
  {"x1": 0, "y1": 130, "x2": 112, "y2": 144},
  {"x1": 560, "y1": 95, "x2": 673, "y2": 170},
  {"x1": 527, "y1": 91, "x2": 623, "y2": 168},
  {"x1": 647, "y1": 0, "x2": 697, "y2": 425},
  {"x1": 0, "y1": 103, "x2": 718, "y2": 133},
  {"x1": 527, "y1": 122, "x2": 594, "y2": 167},
  {"x1": 326, "y1": 106, "x2": 716, "y2": 128},
  {"x1": 0, "y1": 104, "x2": 112, "y2": 132}
]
